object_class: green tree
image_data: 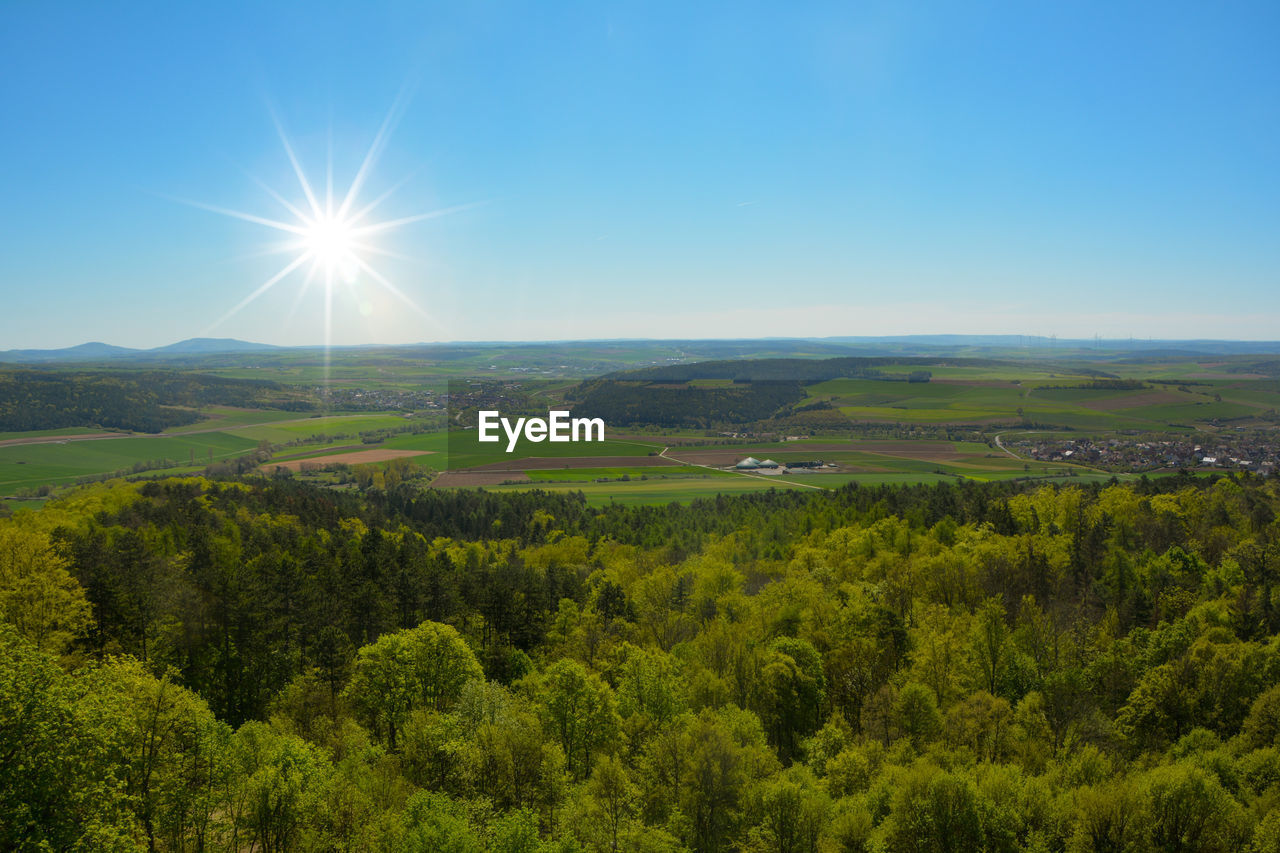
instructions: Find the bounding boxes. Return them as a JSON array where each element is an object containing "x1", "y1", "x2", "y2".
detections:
[
  {"x1": 529, "y1": 659, "x2": 621, "y2": 779},
  {"x1": 615, "y1": 643, "x2": 687, "y2": 743},
  {"x1": 909, "y1": 604, "x2": 965, "y2": 708},
  {"x1": 1242, "y1": 683, "x2": 1280, "y2": 748},
  {"x1": 894, "y1": 682, "x2": 942, "y2": 750},
  {"x1": 1143, "y1": 762, "x2": 1248, "y2": 853},
  {"x1": 586, "y1": 753, "x2": 637, "y2": 852},
  {"x1": 225, "y1": 721, "x2": 334, "y2": 853},
  {"x1": 970, "y1": 597, "x2": 1010, "y2": 697},
  {"x1": 761, "y1": 636, "x2": 826, "y2": 762},
  {"x1": 0, "y1": 626, "x2": 140, "y2": 851},
  {"x1": 0, "y1": 522, "x2": 93, "y2": 654},
  {"x1": 343, "y1": 621, "x2": 484, "y2": 749},
  {"x1": 744, "y1": 766, "x2": 830, "y2": 853},
  {"x1": 884, "y1": 765, "x2": 983, "y2": 853},
  {"x1": 680, "y1": 706, "x2": 779, "y2": 853},
  {"x1": 85, "y1": 658, "x2": 233, "y2": 852},
  {"x1": 945, "y1": 690, "x2": 1011, "y2": 762},
  {"x1": 1067, "y1": 777, "x2": 1146, "y2": 853},
  {"x1": 398, "y1": 790, "x2": 484, "y2": 853}
]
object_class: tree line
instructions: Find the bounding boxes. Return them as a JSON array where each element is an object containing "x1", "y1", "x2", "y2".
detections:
[
  {"x1": 568, "y1": 380, "x2": 808, "y2": 430},
  {"x1": 0, "y1": 369, "x2": 314, "y2": 432}
]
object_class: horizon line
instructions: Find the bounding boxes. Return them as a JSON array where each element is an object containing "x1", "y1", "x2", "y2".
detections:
[{"x1": 6, "y1": 333, "x2": 1280, "y2": 355}]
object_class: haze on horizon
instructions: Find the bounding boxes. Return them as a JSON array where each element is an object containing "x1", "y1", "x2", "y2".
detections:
[{"x1": 1, "y1": 2, "x2": 1277, "y2": 350}]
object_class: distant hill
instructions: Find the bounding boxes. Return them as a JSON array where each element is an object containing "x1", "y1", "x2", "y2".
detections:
[
  {"x1": 3, "y1": 335, "x2": 1280, "y2": 366},
  {"x1": 0, "y1": 341, "x2": 141, "y2": 362},
  {"x1": 148, "y1": 338, "x2": 279, "y2": 355},
  {"x1": 0, "y1": 338, "x2": 275, "y2": 363},
  {"x1": 818, "y1": 335, "x2": 1280, "y2": 355},
  {"x1": 600, "y1": 355, "x2": 1115, "y2": 383}
]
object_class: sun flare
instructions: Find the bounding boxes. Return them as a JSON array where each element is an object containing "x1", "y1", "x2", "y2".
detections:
[
  {"x1": 176, "y1": 100, "x2": 478, "y2": 352},
  {"x1": 302, "y1": 212, "x2": 358, "y2": 275}
]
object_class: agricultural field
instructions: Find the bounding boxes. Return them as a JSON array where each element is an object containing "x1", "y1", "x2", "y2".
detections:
[
  {"x1": 0, "y1": 431, "x2": 259, "y2": 493},
  {"x1": 162, "y1": 407, "x2": 308, "y2": 433},
  {"x1": 808, "y1": 375, "x2": 1280, "y2": 430},
  {"x1": 0, "y1": 426, "x2": 124, "y2": 442},
  {"x1": 3, "y1": 346, "x2": 1278, "y2": 505},
  {"x1": 485, "y1": 475, "x2": 816, "y2": 507},
  {"x1": 524, "y1": 465, "x2": 738, "y2": 482},
  {"x1": 0, "y1": 408, "x2": 430, "y2": 496},
  {"x1": 433, "y1": 431, "x2": 1094, "y2": 505},
  {"x1": 208, "y1": 412, "x2": 425, "y2": 444},
  {"x1": 439, "y1": 426, "x2": 664, "y2": 470}
]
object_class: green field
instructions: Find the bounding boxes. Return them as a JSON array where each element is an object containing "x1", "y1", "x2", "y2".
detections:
[
  {"x1": 228, "y1": 413, "x2": 423, "y2": 443},
  {"x1": 525, "y1": 465, "x2": 738, "y2": 482},
  {"x1": 4, "y1": 347, "x2": 1278, "y2": 503},
  {"x1": 0, "y1": 432, "x2": 258, "y2": 493},
  {"x1": 803, "y1": 374, "x2": 1280, "y2": 430},
  {"x1": 163, "y1": 407, "x2": 311, "y2": 433},
  {"x1": 441, "y1": 428, "x2": 664, "y2": 470},
  {"x1": 485, "y1": 476, "x2": 814, "y2": 506},
  {"x1": 0, "y1": 426, "x2": 119, "y2": 442}
]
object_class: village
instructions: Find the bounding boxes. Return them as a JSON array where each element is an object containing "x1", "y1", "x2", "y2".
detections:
[{"x1": 1006, "y1": 431, "x2": 1280, "y2": 474}]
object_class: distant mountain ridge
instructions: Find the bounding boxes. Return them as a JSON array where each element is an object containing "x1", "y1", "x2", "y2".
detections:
[
  {"x1": 148, "y1": 338, "x2": 279, "y2": 355},
  {"x1": 3, "y1": 335, "x2": 1280, "y2": 364},
  {"x1": 0, "y1": 338, "x2": 278, "y2": 363}
]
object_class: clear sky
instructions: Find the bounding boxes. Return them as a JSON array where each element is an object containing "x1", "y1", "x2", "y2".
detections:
[{"x1": 1, "y1": 1, "x2": 1277, "y2": 348}]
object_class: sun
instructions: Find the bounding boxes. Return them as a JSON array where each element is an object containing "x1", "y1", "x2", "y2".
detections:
[
  {"x1": 174, "y1": 98, "x2": 479, "y2": 347},
  {"x1": 302, "y1": 212, "x2": 358, "y2": 275}
]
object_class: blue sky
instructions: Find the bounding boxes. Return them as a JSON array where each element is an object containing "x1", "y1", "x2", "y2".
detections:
[{"x1": 1, "y1": 1, "x2": 1277, "y2": 348}]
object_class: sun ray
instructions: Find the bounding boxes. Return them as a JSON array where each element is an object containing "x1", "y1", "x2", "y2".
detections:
[
  {"x1": 323, "y1": 265, "x2": 334, "y2": 404},
  {"x1": 183, "y1": 100, "x2": 475, "y2": 351},
  {"x1": 348, "y1": 240, "x2": 419, "y2": 263},
  {"x1": 205, "y1": 252, "x2": 312, "y2": 333},
  {"x1": 218, "y1": 241, "x2": 309, "y2": 265},
  {"x1": 351, "y1": 255, "x2": 445, "y2": 334},
  {"x1": 346, "y1": 170, "x2": 419, "y2": 224},
  {"x1": 272, "y1": 113, "x2": 323, "y2": 218},
  {"x1": 285, "y1": 260, "x2": 321, "y2": 326},
  {"x1": 337, "y1": 86, "x2": 413, "y2": 220},
  {"x1": 326, "y1": 125, "x2": 335, "y2": 219},
  {"x1": 243, "y1": 172, "x2": 313, "y2": 223},
  {"x1": 163, "y1": 194, "x2": 307, "y2": 235},
  {"x1": 350, "y1": 201, "x2": 485, "y2": 237}
]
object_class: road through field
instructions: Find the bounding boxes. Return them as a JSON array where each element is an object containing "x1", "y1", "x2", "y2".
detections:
[
  {"x1": 993, "y1": 432, "x2": 1020, "y2": 460},
  {"x1": 0, "y1": 432, "x2": 132, "y2": 447},
  {"x1": 0, "y1": 411, "x2": 403, "y2": 447}
]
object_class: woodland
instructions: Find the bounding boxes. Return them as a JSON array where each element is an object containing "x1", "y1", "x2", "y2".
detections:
[
  {"x1": 0, "y1": 370, "x2": 311, "y2": 432},
  {"x1": 3, "y1": 473, "x2": 1280, "y2": 851}
]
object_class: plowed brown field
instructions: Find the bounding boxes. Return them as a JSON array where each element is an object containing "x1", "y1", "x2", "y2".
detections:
[{"x1": 261, "y1": 448, "x2": 433, "y2": 472}]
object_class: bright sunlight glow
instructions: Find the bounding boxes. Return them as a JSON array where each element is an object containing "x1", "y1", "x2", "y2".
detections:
[
  {"x1": 302, "y1": 213, "x2": 358, "y2": 275},
  {"x1": 171, "y1": 93, "x2": 481, "y2": 401},
  {"x1": 174, "y1": 94, "x2": 480, "y2": 350}
]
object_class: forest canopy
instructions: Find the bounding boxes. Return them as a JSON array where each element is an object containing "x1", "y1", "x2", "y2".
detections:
[{"x1": 3, "y1": 472, "x2": 1280, "y2": 851}]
